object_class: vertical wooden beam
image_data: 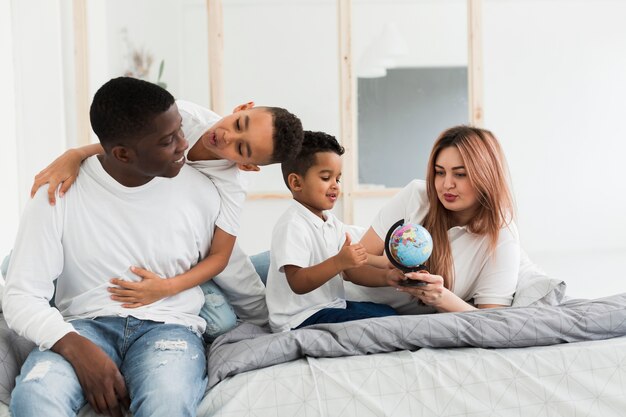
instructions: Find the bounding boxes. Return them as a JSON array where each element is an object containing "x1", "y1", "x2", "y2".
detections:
[
  {"x1": 73, "y1": 0, "x2": 90, "y2": 145},
  {"x1": 468, "y1": 0, "x2": 484, "y2": 127},
  {"x1": 338, "y1": 0, "x2": 356, "y2": 224},
  {"x1": 207, "y1": 0, "x2": 225, "y2": 115}
]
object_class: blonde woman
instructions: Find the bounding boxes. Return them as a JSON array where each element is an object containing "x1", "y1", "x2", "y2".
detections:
[{"x1": 358, "y1": 126, "x2": 520, "y2": 312}]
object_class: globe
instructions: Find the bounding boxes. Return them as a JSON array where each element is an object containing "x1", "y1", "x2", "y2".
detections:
[{"x1": 386, "y1": 222, "x2": 433, "y2": 270}]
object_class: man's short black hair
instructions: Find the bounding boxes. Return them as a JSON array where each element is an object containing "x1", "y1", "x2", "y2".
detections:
[
  {"x1": 90, "y1": 77, "x2": 175, "y2": 149},
  {"x1": 281, "y1": 130, "x2": 345, "y2": 188},
  {"x1": 261, "y1": 107, "x2": 304, "y2": 164}
]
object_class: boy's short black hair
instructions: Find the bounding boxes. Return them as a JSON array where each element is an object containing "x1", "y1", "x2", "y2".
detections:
[
  {"x1": 261, "y1": 107, "x2": 304, "y2": 164},
  {"x1": 281, "y1": 130, "x2": 345, "y2": 188},
  {"x1": 90, "y1": 77, "x2": 175, "y2": 149}
]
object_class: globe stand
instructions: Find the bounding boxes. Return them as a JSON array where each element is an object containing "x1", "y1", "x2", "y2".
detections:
[{"x1": 384, "y1": 219, "x2": 428, "y2": 287}]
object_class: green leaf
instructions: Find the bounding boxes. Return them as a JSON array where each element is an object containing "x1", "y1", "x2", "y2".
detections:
[{"x1": 157, "y1": 59, "x2": 165, "y2": 81}]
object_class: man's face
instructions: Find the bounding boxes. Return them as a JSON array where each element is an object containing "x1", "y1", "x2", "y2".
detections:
[
  {"x1": 200, "y1": 105, "x2": 274, "y2": 166},
  {"x1": 130, "y1": 103, "x2": 188, "y2": 179}
]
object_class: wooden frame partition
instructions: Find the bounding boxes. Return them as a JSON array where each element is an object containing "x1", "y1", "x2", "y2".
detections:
[
  {"x1": 73, "y1": 0, "x2": 484, "y2": 222},
  {"x1": 73, "y1": 0, "x2": 90, "y2": 147}
]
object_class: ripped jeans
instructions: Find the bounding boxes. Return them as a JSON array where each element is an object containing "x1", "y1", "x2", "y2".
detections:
[
  {"x1": 10, "y1": 317, "x2": 207, "y2": 417},
  {"x1": 199, "y1": 280, "x2": 237, "y2": 342}
]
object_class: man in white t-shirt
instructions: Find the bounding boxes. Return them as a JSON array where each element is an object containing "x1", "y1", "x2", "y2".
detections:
[{"x1": 3, "y1": 77, "x2": 218, "y2": 417}]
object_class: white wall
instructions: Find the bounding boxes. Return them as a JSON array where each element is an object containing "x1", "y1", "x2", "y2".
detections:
[
  {"x1": 483, "y1": 0, "x2": 626, "y2": 297},
  {"x1": 223, "y1": 0, "x2": 341, "y2": 253},
  {"x1": 0, "y1": 0, "x2": 19, "y2": 264},
  {"x1": 3, "y1": 0, "x2": 68, "y2": 264}
]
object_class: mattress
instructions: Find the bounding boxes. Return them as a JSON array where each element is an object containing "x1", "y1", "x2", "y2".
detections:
[{"x1": 198, "y1": 336, "x2": 626, "y2": 417}]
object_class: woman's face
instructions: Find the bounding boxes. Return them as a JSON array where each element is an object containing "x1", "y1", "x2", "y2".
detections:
[{"x1": 433, "y1": 146, "x2": 480, "y2": 225}]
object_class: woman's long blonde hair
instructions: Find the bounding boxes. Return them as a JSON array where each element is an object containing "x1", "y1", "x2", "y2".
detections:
[{"x1": 423, "y1": 126, "x2": 514, "y2": 290}]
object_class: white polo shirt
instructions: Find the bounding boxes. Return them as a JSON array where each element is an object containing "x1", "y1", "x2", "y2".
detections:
[
  {"x1": 266, "y1": 201, "x2": 348, "y2": 332},
  {"x1": 369, "y1": 180, "x2": 520, "y2": 307},
  {"x1": 176, "y1": 100, "x2": 267, "y2": 326},
  {"x1": 177, "y1": 99, "x2": 251, "y2": 237}
]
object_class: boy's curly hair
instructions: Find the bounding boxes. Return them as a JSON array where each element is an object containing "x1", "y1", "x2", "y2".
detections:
[
  {"x1": 281, "y1": 130, "x2": 345, "y2": 188},
  {"x1": 261, "y1": 107, "x2": 304, "y2": 164}
]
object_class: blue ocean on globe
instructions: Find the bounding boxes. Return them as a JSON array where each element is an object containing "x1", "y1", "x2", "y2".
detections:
[{"x1": 388, "y1": 223, "x2": 433, "y2": 268}]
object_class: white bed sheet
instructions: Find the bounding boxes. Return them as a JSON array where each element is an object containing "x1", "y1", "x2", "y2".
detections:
[
  {"x1": 1, "y1": 337, "x2": 625, "y2": 417},
  {"x1": 199, "y1": 337, "x2": 626, "y2": 417}
]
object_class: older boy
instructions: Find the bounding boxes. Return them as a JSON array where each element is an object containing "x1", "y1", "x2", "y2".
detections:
[
  {"x1": 266, "y1": 131, "x2": 397, "y2": 332},
  {"x1": 4, "y1": 77, "x2": 217, "y2": 417}
]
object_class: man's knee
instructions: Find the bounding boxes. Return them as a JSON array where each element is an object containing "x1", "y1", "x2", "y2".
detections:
[{"x1": 11, "y1": 356, "x2": 84, "y2": 416}]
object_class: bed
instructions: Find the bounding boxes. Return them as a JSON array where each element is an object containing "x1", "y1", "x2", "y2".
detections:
[{"x1": 1, "y1": 256, "x2": 625, "y2": 416}]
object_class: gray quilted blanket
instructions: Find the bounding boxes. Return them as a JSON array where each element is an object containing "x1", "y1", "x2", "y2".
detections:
[{"x1": 206, "y1": 293, "x2": 626, "y2": 388}]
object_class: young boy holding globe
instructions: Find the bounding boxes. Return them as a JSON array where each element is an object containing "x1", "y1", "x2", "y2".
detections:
[
  {"x1": 265, "y1": 131, "x2": 398, "y2": 332},
  {"x1": 27, "y1": 87, "x2": 304, "y2": 337}
]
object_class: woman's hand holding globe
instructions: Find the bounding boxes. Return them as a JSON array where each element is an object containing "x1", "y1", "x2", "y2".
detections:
[{"x1": 397, "y1": 271, "x2": 447, "y2": 307}]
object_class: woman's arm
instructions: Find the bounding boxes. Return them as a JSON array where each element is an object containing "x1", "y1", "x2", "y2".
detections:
[
  {"x1": 399, "y1": 272, "x2": 508, "y2": 312},
  {"x1": 108, "y1": 227, "x2": 236, "y2": 308},
  {"x1": 32, "y1": 144, "x2": 104, "y2": 205}
]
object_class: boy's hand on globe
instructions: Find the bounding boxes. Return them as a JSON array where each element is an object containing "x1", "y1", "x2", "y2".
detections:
[{"x1": 335, "y1": 233, "x2": 368, "y2": 270}]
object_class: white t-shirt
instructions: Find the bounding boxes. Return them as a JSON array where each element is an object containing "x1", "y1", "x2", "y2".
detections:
[
  {"x1": 354, "y1": 180, "x2": 520, "y2": 308},
  {"x1": 266, "y1": 201, "x2": 349, "y2": 332},
  {"x1": 176, "y1": 100, "x2": 268, "y2": 326},
  {"x1": 177, "y1": 99, "x2": 250, "y2": 237},
  {"x1": 3, "y1": 157, "x2": 220, "y2": 350}
]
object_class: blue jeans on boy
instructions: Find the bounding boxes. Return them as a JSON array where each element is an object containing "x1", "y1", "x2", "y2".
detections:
[
  {"x1": 200, "y1": 280, "x2": 237, "y2": 342},
  {"x1": 10, "y1": 316, "x2": 207, "y2": 417},
  {"x1": 295, "y1": 301, "x2": 397, "y2": 329}
]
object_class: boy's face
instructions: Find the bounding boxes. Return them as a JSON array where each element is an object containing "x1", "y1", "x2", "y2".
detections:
[
  {"x1": 291, "y1": 152, "x2": 342, "y2": 219},
  {"x1": 200, "y1": 103, "x2": 274, "y2": 168}
]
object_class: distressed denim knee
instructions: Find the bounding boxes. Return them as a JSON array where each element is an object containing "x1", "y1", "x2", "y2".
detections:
[
  {"x1": 123, "y1": 323, "x2": 207, "y2": 417},
  {"x1": 10, "y1": 349, "x2": 85, "y2": 417},
  {"x1": 199, "y1": 280, "x2": 237, "y2": 341}
]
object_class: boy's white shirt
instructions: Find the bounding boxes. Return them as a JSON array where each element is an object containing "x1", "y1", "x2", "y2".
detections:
[
  {"x1": 266, "y1": 201, "x2": 349, "y2": 332},
  {"x1": 176, "y1": 100, "x2": 268, "y2": 326},
  {"x1": 177, "y1": 99, "x2": 251, "y2": 237}
]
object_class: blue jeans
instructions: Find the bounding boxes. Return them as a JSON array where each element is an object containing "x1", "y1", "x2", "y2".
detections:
[
  {"x1": 295, "y1": 301, "x2": 397, "y2": 329},
  {"x1": 10, "y1": 317, "x2": 207, "y2": 417},
  {"x1": 199, "y1": 280, "x2": 237, "y2": 342}
]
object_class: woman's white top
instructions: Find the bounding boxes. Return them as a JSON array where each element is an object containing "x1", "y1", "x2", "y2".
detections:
[{"x1": 371, "y1": 180, "x2": 520, "y2": 306}]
